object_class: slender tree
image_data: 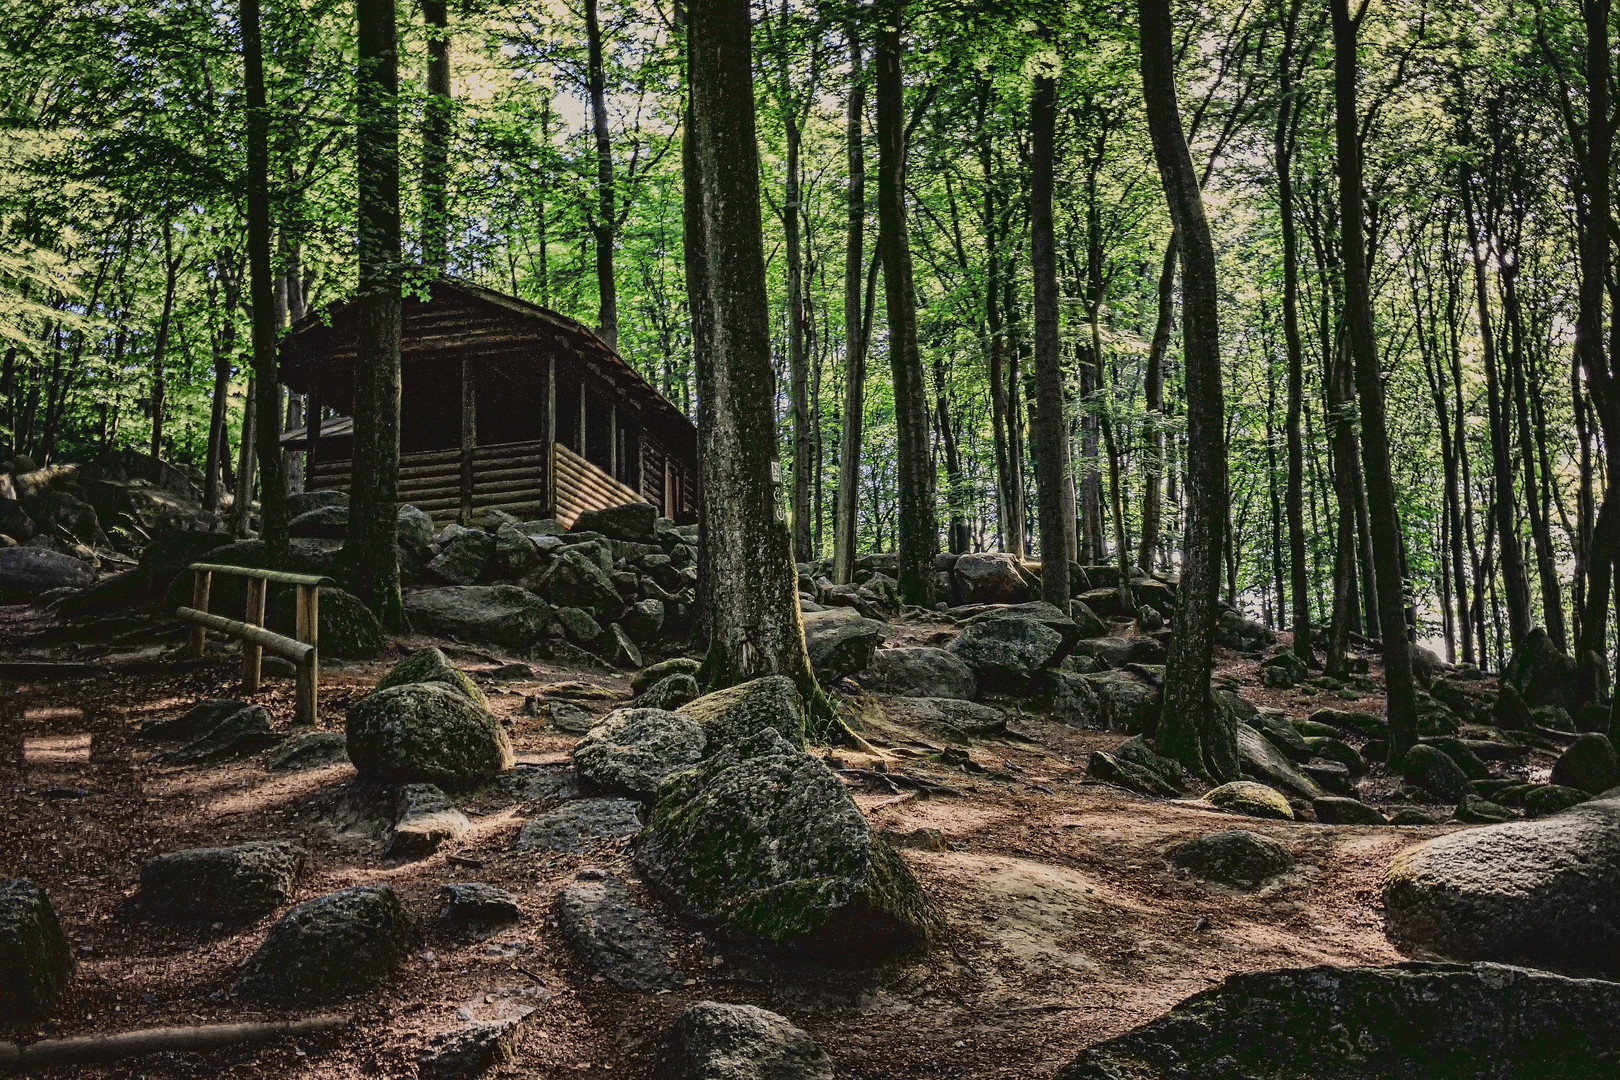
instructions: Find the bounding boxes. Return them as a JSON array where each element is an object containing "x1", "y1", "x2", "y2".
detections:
[
  {"x1": 1275, "y1": 0, "x2": 1310, "y2": 661},
  {"x1": 1139, "y1": 0, "x2": 1231, "y2": 777},
  {"x1": 833, "y1": 21, "x2": 867, "y2": 585},
  {"x1": 1030, "y1": 55, "x2": 1070, "y2": 609},
  {"x1": 347, "y1": 0, "x2": 404, "y2": 628},
  {"x1": 421, "y1": 0, "x2": 451, "y2": 273},
  {"x1": 585, "y1": 0, "x2": 619, "y2": 350}
]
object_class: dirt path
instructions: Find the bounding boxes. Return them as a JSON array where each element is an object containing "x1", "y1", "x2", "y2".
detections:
[{"x1": 1, "y1": 631, "x2": 1436, "y2": 1079}]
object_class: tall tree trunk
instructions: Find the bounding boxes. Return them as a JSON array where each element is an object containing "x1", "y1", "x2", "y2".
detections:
[
  {"x1": 1139, "y1": 0, "x2": 1231, "y2": 778},
  {"x1": 980, "y1": 82, "x2": 1023, "y2": 559},
  {"x1": 1459, "y1": 163, "x2": 1532, "y2": 647},
  {"x1": 149, "y1": 219, "x2": 179, "y2": 471},
  {"x1": 1137, "y1": 235, "x2": 1174, "y2": 572},
  {"x1": 1333, "y1": 0, "x2": 1417, "y2": 763},
  {"x1": 684, "y1": 0, "x2": 825, "y2": 721},
  {"x1": 232, "y1": 376, "x2": 257, "y2": 538},
  {"x1": 421, "y1": 0, "x2": 451, "y2": 272},
  {"x1": 203, "y1": 259, "x2": 238, "y2": 514},
  {"x1": 833, "y1": 24, "x2": 866, "y2": 585},
  {"x1": 347, "y1": 0, "x2": 404, "y2": 628},
  {"x1": 1275, "y1": 0, "x2": 1311, "y2": 660},
  {"x1": 585, "y1": 0, "x2": 618, "y2": 350},
  {"x1": 874, "y1": 0, "x2": 935, "y2": 605},
  {"x1": 933, "y1": 353, "x2": 968, "y2": 554},
  {"x1": 784, "y1": 93, "x2": 812, "y2": 562},
  {"x1": 1031, "y1": 63, "x2": 1070, "y2": 609},
  {"x1": 244, "y1": 0, "x2": 286, "y2": 568}
]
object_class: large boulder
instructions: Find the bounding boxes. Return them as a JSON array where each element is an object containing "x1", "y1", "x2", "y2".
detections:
[
  {"x1": 1236, "y1": 723, "x2": 1323, "y2": 800},
  {"x1": 1047, "y1": 671, "x2": 1101, "y2": 728},
  {"x1": 1402, "y1": 744, "x2": 1473, "y2": 803},
  {"x1": 556, "y1": 869, "x2": 683, "y2": 992},
  {"x1": 856, "y1": 647, "x2": 976, "y2": 700},
  {"x1": 1168, "y1": 830, "x2": 1294, "y2": 888},
  {"x1": 0, "y1": 879, "x2": 74, "y2": 1021},
  {"x1": 636, "y1": 729, "x2": 941, "y2": 958},
  {"x1": 1550, "y1": 733, "x2": 1619, "y2": 796},
  {"x1": 573, "y1": 708, "x2": 707, "y2": 800},
  {"x1": 1215, "y1": 606, "x2": 1276, "y2": 651},
  {"x1": 1204, "y1": 780, "x2": 1293, "y2": 820},
  {"x1": 526, "y1": 547, "x2": 622, "y2": 614},
  {"x1": 387, "y1": 784, "x2": 471, "y2": 859},
  {"x1": 680, "y1": 676, "x2": 806, "y2": 749},
  {"x1": 668, "y1": 1001, "x2": 834, "y2": 1080},
  {"x1": 426, "y1": 529, "x2": 494, "y2": 585},
  {"x1": 1082, "y1": 672, "x2": 1162, "y2": 735},
  {"x1": 139, "y1": 841, "x2": 306, "y2": 922},
  {"x1": 234, "y1": 885, "x2": 414, "y2": 1004},
  {"x1": 0, "y1": 546, "x2": 96, "y2": 601},
  {"x1": 23, "y1": 488, "x2": 108, "y2": 549},
  {"x1": 346, "y1": 682, "x2": 513, "y2": 788},
  {"x1": 269, "y1": 586, "x2": 384, "y2": 659},
  {"x1": 373, "y1": 646, "x2": 487, "y2": 707},
  {"x1": 879, "y1": 697, "x2": 1008, "y2": 740},
  {"x1": 1071, "y1": 635, "x2": 1166, "y2": 669},
  {"x1": 951, "y1": 552, "x2": 1034, "y2": 605},
  {"x1": 515, "y1": 798, "x2": 643, "y2": 852},
  {"x1": 1503, "y1": 627, "x2": 1581, "y2": 712},
  {"x1": 1384, "y1": 791, "x2": 1620, "y2": 975},
  {"x1": 801, "y1": 608, "x2": 885, "y2": 683},
  {"x1": 287, "y1": 504, "x2": 349, "y2": 539},
  {"x1": 571, "y1": 501, "x2": 658, "y2": 543},
  {"x1": 946, "y1": 612, "x2": 1066, "y2": 689},
  {"x1": 405, "y1": 585, "x2": 550, "y2": 648},
  {"x1": 155, "y1": 704, "x2": 276, "y2": 765},
  {"x1": 1056, "y1": 962, "x2": 1620, "y2": 1080}
]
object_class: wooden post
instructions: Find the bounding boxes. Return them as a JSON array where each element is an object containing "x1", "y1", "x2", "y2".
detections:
[
  {"x1": 294, "y1": 583, "x2": 319, "y2": 726},
  {"x1": 544, "y1": 356, "x2": 556, "y2": 514},
  {"x1": 578, "y1": 380, "x2": 587, "y2": 456},
  {"x1": 608, "y1": 402, "x2": 617, "y2": 480},
  {"x1": 243, "y1": 577, "x2": 266, "y2": 693},
  {"x1": 460, "y1": 355, "x2": 476, "y2": 524},
  {"x1": 188, "y1": 568, "x2": 211, "y2": 658},
  {"x1": 306, "y1": 379, "x2": 322, "y2": 486}
]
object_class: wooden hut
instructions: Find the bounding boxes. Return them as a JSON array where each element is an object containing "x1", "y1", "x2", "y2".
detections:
[{"x1": 277, "y1": 279, "x2": 698, "y2": 527}]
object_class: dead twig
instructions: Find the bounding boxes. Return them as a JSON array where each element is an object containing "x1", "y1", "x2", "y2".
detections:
[{"x1": 0, "y1": 1015, "x2": 351, "y2": 1073}]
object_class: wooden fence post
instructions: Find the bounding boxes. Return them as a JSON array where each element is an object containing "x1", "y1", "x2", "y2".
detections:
[
  {"x1": 188, "y1": 569, "x2": 211, "y2": 659},
  {"x1": 294, "y1": 584, "x2": 319, "y2": 727},
  {"x1": 243, "y1": 577, "x2": 266, "y2": 693}
]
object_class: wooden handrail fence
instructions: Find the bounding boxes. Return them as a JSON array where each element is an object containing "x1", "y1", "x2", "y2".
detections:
[{"x1": 176, "y1": 562, "x2": 332, "y2": 727}]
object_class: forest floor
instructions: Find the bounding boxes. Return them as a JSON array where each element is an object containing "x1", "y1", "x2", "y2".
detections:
[{"x1": 0, "y1": 606, "x2": 1526, "y2": 1079}]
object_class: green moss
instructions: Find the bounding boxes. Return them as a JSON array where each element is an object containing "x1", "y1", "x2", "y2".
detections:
[{"x1": 372, "y1": 646, "x2": 486, "y2": 707}]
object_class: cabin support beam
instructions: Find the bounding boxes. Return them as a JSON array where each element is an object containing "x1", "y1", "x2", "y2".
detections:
[
  {"x1": 544, "y1": 356, "x2": 557, "y2": 515},
  {"x1": 459, "y1": 355, "x2": 476, "y2": 524}
]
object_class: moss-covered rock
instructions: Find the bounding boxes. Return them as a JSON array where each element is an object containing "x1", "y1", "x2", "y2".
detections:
[
  {"x1": 1550, "y1": 733, "x2": 1620, "y2": 796},
  {"x1": 1168, "y1": 830, "x2": 1294, "y2": 888},
  {"x1": 1302, "y1": 736, "x2": 1367, "y2": 777},
  {"x1": 346, "y1": 682, "x2": 512, "y2": 788},
  {"x1": 404, "y1": 585, "x2": 550, "y2": 648},
  {"x1": 373, "y1": 646, "x2": 487, "y2": 708},
  {"x1": 573, "y1": 708, "x2": 707, "y2": 800},
  {"x1": 0, "y1": 878, "x2": 74, "y2": 1021},
  {"x1": 139, "y1": 841, "x2": 306, "y2": 923},
  {"x1": 233, "y1": 885, "x2": 413, "y2": 1004},
  {"x1": 639, "y1": 672, "x2": 700, "y2": 711},
  {"x1": 635, "y1": 728, "x2": 941, "y2": 958},
  {"x1": 1306, "y1": 708, "x2": 1389, "y2": 739},
  {"x1": 1455, "y1": 795, "x2": 1515, "y2": 823},
  {"x1": 1057, "y1": 962, "x2": 1620, "y2": 1080},
  {"x1": 1403, "y1": 745, "x2": 1473, "y2": 803},
  {"x1": 1312, "y1": 796, "x2": 1388, "y2": 825},
  {"x1": 1204, "y1": 780, "x2": 1293, "y2": 820},
  {"x1": 1523, "y1": 784, "x2": 1593, "y2": 818},
  {"x1": 680, "y1": 676, "x2": 806, "y2": 750},
  {"x1": 268, "y1": 586, "x2": 383, "y2": 659},
  {"x1": 632, "y1": 656, "x2": 702, "y2": 695}
]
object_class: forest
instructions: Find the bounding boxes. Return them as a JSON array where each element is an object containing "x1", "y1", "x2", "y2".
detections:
[{"x1": 5, "y1": 0, "x2": 1620, "y2": 1074}]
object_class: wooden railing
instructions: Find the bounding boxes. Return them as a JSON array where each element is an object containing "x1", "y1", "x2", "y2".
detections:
[{"x1": 177, "y1": 563, "x2": 332, "y2": 727}]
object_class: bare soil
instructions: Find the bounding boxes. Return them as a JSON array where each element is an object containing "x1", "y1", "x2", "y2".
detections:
[{"x1": 0, "y1": 610, "x2": 1496, "y2": 1079}]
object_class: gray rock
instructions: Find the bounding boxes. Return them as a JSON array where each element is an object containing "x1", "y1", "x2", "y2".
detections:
[
  {"x1": 680, "y1": 676, "x2": 806, "y2": 749},
  {"x1": 405, "y1": 585, "x2": 551, "y2": 648},
  {"x1": 1047, "y1": 671, "x2": 1101, "y2": 728},
  {"x1": 140, "y1": 841, "x2": 306, "y2": 922},
  {"x1": 880, "y1": 696, "x2": 1007, "y2": 740},
  {"x1": 622, "y1": 598, "x2": 665, "y2": 643},
  {"x1": 515, "y1": 798, "x2": 643, "y2": 852},
  {"x1": 1088, "y1": 736, "x2": 1184, "y2": 797},
  {"x1": 554, "y1": 605, "x2": 603, "y2": 644},
  {"x1": 1503, "y1": 627, "x2": 1582, "y2": 713},
  {"x1": 951, "y1": 552, "x2": 1034, "y2": 605},
  {"x1": 574, "y1": 708, "x2": 707, "y2": 799},
  {"x1": 1056, "y1": 962, "x2": 1620, "y2": 1080},
  {"x1": 1247, "y1": 709, "x2": 1313, "y2": 762},
  {"x1": 1302, "y1": 736, "x2": 1367, "y2": 778},
  {"x1": 1456, "y1": 794, "x2": 1516, "y2": 823},
  {"x1": 491, "y1": 523, "x2": 539, "y2": 579},
  {"x1": 947, "y1": 613, "x2": 1065, "y2": 687},
  {"x1": 636, "y1": 729, "x2": 941, "y2": 957},
  {"x1": 1168, "y1": 830, "x2": 1293, "y2": 888},
  {"x1": 396, "y1": 505, "x2": 437, "y2": 560},
  {"x1": 640, "y1": 673, "x2": 700, "y2": 711},
  {"x1": 288, "y1": 504, "x2": 349, "y2": 539},
  {"x1": 374, "y1": 646, "x2": 488, "y2": 707},
  {"x1": 1313, "y1": 796, "x2": 1389, "y2": 825},
  {"x1": 1067, "y1": 599, "x2": 1107, "y2": 638},
  {"x1": 669, "y1": 1000, "x2": 834, "y2": 1080},
  {"x1": 1071, "y1": 635, "x2": 1166, "y2": 669},
  {"x1": 1205, "y1": 780, "x2": 1294, "y2": 820},
  {"x1": 22, "y1": 488, "x2": 107, "y2": 549},
  {"x1": 1550, "y1": 733, "x2": 1619, "y2": 795},
  {"x1": 526, "y1": 547, "x2": 624, "y2": 613},
  {"x1": 388, "y1": 784, "x2": 471, "y2": 859},
  {"x1": 801, "y1": 608, "x2": 886, "y2": 683},
  {"x1": 1307, "y1": 708, "x2": 1389, "y2": 739},
  {"x1": 1402, "y1": 744, "x2": 1473, "y2": 803},
  {"x1": 1260, "y1": 650, "x2": 1309, "y2": 688},
  {"x1": 436, "y1": 882, "x2": 522, "y2": 940},
  {"x1": 265, "y1": 730, "x2": 350, "y2": 771},
  {"x1": 346, "y1": 682, "x2": 513, "y2": 789},
  {"x1": 548, "y1": 701, "x2": 599, "y2": 735},
  {"x1": 856, "y1": 647, "x2": 976, "y2": 700},
  {"x1": 1236, "y1": 723, "x2": 1323, "y2": 799},
  {"x1": 0, "y1": 878, "x2": 74, "y2": 1021},
  {"x1": 0, "y1": 546, "x2": 96, "y2": 602},
  {"x1": 419, "y1": 1018, "x2": 526, "y2": 1079},
  {"x1": 427, "y1": 529, "x2": 495, "y2": 585},
  {"x1": 556, "y1": 869, "x2": 683, "y2": 991},
  {"x1": 1081, "y1": 672, "x2": 1162, "y2": 734},
  {"x1": 140, "y1": 698, "x2": 250, "y2": 742},
  {"x1": 156, "y1": 705, "x2": 277, "y2": 765},
  {"x1": 1215, "y1": 606, "x2": 1276, "y2": 651},
  {"x1": 601, "y1": 623, "x2": 643, "y2": 669},
  {"x1": 633, "y1": 656, "x2": 702, "y2": 694},
  {"x1": 268, "y1": 586, "x2": 384, "y2": 659},
  {"x1": 1385, "y1": 791, "x2": 1620, "y2": 975},
  {"x1": 234, "y1": 885, "x2": 414, "y2": 1004},
  {"x1": 572, "y1": 501, "x2": 658, "y2": 543}
]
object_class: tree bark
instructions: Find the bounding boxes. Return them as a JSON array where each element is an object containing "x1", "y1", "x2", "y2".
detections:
[
  {"x1": 874, "y1": 0, "x2": 935, "y2": 605},
  {"x1": 1031, "y1": 65, "x2": 1070, "y2": 609},
  {"x1": 979, "y1": 80, "x2": 1023, "y2": 559},
  {"x1": 1275, "y1": 0, "x2": 1311, "y2": 661},
  {"x1": 783, "y1": 71, "x2": 812, "y2": 562},
  {"x1": 421, "y1": 0, "x2": 451, "y2": 273},
  {"x1": 1137, "y1": 235, "x2": 1175, "y2": 572},
  {"x1": 1333, "y1": 0, "x2": 1417, "y2": 762},
  {"x1": 1139, "y1": 0, "x2": 1230, "y2": 778},
  {"x1": 585, "y1": 0, "x2": 618, "y2": 351},
  {"x1": 347, "y1": 0, "x2": 404, "y2": 629},
  {"x1": 685, "y1": 0, "x2": 826, "y2": 722},
  {"x1": 832, "y1": 23, "x2": 866, "y2": 585},
  {"x1": 148, "y1": 220, "x2": 179, "y2": 471}
]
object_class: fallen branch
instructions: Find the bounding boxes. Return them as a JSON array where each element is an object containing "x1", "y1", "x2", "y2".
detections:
[{"x1": 0, "y1": 1015, "x2": 351, "y2": 1073}]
